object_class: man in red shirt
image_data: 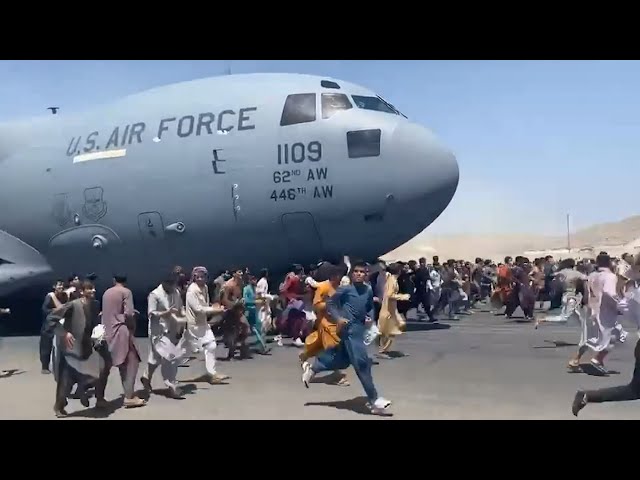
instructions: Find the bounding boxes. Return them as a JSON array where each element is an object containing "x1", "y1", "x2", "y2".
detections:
[
  {"x1": 278, "y1": 265, "x2": 307, "y2": 347},
  {"x1": 281, "y1": 266, "x2": 303, "y2": 301}
]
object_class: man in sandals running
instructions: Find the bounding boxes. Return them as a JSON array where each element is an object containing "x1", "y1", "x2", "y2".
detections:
[
  {"x1": 99, "y1": 274, "x2": 147, "y2": 409},
  {"x1": 299, "y1": 264, "x2": 349, "y2": 387},
  {"x1": 567, "y1": 254, "x2": 626, "y2": 376}
]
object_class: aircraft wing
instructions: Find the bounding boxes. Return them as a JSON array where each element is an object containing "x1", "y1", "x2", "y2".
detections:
[{"x1": 0, "y1": 230, "x2": 53, "y2": 296}]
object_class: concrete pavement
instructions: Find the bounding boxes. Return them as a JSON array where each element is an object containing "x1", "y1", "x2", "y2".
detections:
[{"x1": 1, "y1": 305, "x2": 638, "y2": 420}]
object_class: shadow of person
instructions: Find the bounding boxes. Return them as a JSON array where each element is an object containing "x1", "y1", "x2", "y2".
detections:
[
  {"x1": 386, "y1": 351, "x2": 408, "y2": 358},
  {"x1": 66, "y1": 388, "x2": 152, "y2": 419},
  {"x1": 580, "y1": 363, "x2": 620, "y2": 377},
  {"x1": 145, "y1": 383, "x2": 198, "y2": 400},
  {"x1": 531, "y1": 339, "x2": 579, "y2": 349},
  {"x1": 66, "y1": 397, "x2": 121, "y2": 419},
  {"x1": 0, "y1": 369, "x2": 26, "y2": 378},
  {"x1": 404, "y1": 322, "x2": 451, "y2": 333},
  {"x1": 310, "y1": 371, "x2": 349, "y2": 385},
  {"x1": 304, "y1": 396, "x2": 393, "y2": 417},
  {"x1": 182, "y1": 374, "x2": 230, "y2": 385}
]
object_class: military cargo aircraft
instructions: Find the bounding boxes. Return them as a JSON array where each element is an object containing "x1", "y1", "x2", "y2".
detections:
[{"x1": 0, "y1": 73, "x2": 459, "y2": 297}]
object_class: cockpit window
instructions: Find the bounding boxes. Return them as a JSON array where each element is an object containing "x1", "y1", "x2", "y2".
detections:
[
  {"x1": 280, "y1": 93, "x2": 317, "y2": 126},
  {"x1": 351, "y1": 95, "x2": 397, "y2": 115},
  {"x1": 321, "y1": 80, "x2": 341, "y2": 89},
  {"x1": 322, "y1": 93, "x2": 353, "y2": 119},
  {"x1": 351, "y1": 95, "x2": 407, "y2": 118},
  {"x1": 347, "y1": 129, "x2": 381, "y2": 158},
  {"x1": 379, "y1": 96, "x2": 407, "y2": 118}
]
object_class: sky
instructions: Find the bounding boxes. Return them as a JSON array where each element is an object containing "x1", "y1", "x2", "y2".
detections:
[{"x1": 1, "y1": 60, "x2": 638, "y2": 236}]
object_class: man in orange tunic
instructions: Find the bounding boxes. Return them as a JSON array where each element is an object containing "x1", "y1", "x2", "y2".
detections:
[
  {"x1": 298, "y1": 265, "x2": 349, "y2": 386},
  {"x1": 491, "y1": 256, "x2": 514, "y2": 311}
]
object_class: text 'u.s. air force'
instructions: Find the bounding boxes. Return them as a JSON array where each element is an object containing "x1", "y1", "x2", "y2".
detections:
[{"x1": 66, "y1": 107, "x2": 257, "y2": 157}]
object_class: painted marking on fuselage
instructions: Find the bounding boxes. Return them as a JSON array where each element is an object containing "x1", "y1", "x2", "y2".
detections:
[
  {"x1": 269, "y1": 185, "x2": 333, "y2": 201},
  {"x1": 212, "y1": 149, "x2": 226, "y2": 174},
  {"x1": 276, "y1": 141, "x2": 322, "y2": 165},
  {"x1": 73, "y1": 149, "x2": 127, "y2": 164},
  {"x1": 270, "y1": 188, "x2": 305, "y2": 201},
  {"x1": 82, "y1": 187, "x2": 108, "y2": 222},
  {"x1": 66, "y1": 107, "x2": 258, "y2": 157},
  {"x1": 313, "y1": 185, "x2": 333, "y2": 199},
  {"x1": 271, "y1": 141, "x2": 333, "y2": 202}
]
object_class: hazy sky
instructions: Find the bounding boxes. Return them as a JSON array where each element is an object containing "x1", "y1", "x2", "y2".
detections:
[{"x1": 1, "y1": 60, "x2": 637, "y2": 236}]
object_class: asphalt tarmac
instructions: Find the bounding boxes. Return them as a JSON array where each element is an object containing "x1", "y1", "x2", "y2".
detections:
[{"x1": 1, "y1": 303, "x2": 638, "y2": 420}]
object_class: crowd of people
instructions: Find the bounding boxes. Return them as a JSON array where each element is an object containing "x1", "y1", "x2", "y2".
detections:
[
  {"x1": 29, "y1": 261, "x2": 396, "y2": 417},
  {"x1": 2, "y1": 249, "x2": 640, "y2": 418}
]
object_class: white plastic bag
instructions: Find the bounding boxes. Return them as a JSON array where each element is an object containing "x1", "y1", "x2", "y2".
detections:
[
  {"x1": 91, "y1": 324, "x2": 105, "y2": 342},
  {"x1": 154, "y1": 336, "x2": 187, "y2": 362},
  {"x1": 364, "y1": 323, "x2": 380, "y2": 346}
]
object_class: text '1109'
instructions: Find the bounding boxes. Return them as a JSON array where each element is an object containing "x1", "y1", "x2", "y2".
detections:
[{"x1": 277, "y1": 141, "x2": 322, "y2": 165}]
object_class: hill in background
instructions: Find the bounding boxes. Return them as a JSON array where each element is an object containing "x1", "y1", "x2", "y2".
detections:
[{"x1": 383, "y1": 215, "x2": 640, "y2": 262}]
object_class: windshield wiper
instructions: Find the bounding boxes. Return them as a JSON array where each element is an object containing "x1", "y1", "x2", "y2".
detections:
[{"x1": 376, "y1": 96, "x2": 407, "y2": 118}]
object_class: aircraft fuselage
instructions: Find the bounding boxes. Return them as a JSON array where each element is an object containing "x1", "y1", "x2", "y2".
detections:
[{"x1": 0, "y1": 73, "x2": 459, "y2": 295}]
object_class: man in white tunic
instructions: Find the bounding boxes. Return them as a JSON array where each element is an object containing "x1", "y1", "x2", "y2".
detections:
[
  {"x1": 141, "y1": 272, "x2": 187, "y2": 399},
  {"x1": 582, "y1": 254, "x2": 626, "y2": 375},
  {"x1": 183, "y1": 266, "x2": 229, "y2": 384},
  {"x1": 572, "y1": 254, "x2": 640, "y2": 416}
]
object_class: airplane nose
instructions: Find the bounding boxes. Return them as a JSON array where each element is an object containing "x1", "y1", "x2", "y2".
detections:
[{"x1": 390, "y1": 122, "x2": 459, "y2": 205}]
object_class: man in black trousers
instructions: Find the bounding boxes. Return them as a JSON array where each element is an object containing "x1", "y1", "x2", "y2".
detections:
[
  {"x1": 572, "y1": 337, "x2": 640, "y2": 416},
  {"x1": 414, "y1": 258, "x2": 435, "y2": 321}
]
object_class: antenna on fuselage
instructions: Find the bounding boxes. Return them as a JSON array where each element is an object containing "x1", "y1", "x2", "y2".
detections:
[
  {"x1": 47, "y1": 106, "x2": 60, "y2": 115},
  {"x1": 224, "y1": 60, "x2": 232, "y2": 75}
]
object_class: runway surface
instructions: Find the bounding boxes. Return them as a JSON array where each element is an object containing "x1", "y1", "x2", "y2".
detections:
[{"x1": 1, "y1": 304, "x2": 638, "y2": 420}]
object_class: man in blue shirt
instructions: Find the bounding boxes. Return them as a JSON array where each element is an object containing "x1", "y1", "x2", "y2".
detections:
[{"x1": 302, "y1": 261, "x2": 391, "y2": 415}]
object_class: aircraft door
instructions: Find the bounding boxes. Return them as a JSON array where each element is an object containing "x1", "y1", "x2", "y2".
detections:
[{"x1": 281, "y1": 212, "x2": 324, "y2": 264}]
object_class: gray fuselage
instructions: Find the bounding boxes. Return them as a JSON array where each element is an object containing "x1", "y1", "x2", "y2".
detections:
[{"x1": 0, "y1": 73, "x2": 459, "y2": 294}]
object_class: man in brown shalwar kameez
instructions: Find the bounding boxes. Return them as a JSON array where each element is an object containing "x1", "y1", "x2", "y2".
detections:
[
  {"x1": 97, "y1": 274, "x2": 146, "y2": 409},
  {"x1": 220, "y1": 268, "x2": 251, "y2": 360}
]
